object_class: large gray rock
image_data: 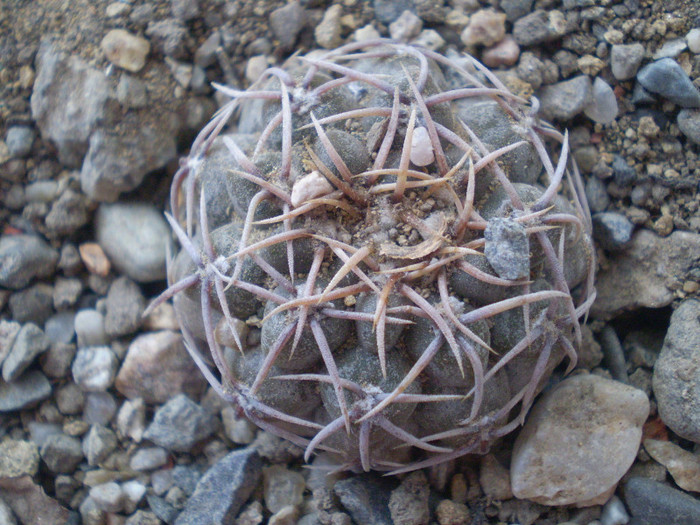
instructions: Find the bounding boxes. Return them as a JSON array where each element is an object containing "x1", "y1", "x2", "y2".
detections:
[
  {"x1": 96, "y1": 202, "x2": 170, "y2": 283},
  {"x1": 653, "y1": 299, "x2": 700, "y2": 443},
  {"x1": 30, "y1": 40, "x2": 113, "y2": 167},
  {"x1": 511, "y1": 374, "x2": 649, "y2": 506},
  {"x1": 0, "y1": 235, "x2": 58, "y2": 290},
  {"x1": 175, "y1": 449, "x2": 262, "y2": 525}
]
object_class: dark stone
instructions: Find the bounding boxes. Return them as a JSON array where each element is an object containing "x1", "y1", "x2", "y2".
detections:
[
  {"x1": 612, "y1": 155, "x2": 637, "y2": 187},
  {"x1": 0, "y1": 370, "x2": 52, "y2": 411},
  {"x1": 334, "y1": 475, "x2": 396, "y2": 525},
  {"x1": 143, "y1": 394, "x2": 218, "y2": 452},
  {"x1": 624, "y1": 477, "x2": 700, "y2": 525},
  {"x1": 0, "y1": 235, "x2": 58, "y2": 290},
  {"x1": 592, "y1": 212, "x2": 634, "y2": 251},
  {"x1": 637, "y1": 58, "x2": 700, "y2": 108}
]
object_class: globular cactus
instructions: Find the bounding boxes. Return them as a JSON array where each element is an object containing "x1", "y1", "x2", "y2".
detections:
[{"x1": 149, "y1": 40, "x2": 596, "y2": 474}]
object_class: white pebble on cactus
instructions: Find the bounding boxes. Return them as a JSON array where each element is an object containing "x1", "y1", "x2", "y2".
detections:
[
  {"x1": 410, "y1": 126, "x2": 434, "y2": 166},
  {"x1": 291, "y1": 170, "x2": 334, "y2": 207}
]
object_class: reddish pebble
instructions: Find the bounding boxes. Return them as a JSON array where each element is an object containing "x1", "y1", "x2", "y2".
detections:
[
  {"x1": 80, "y1": 242, "x2": 111, "y2": 277},
  {"x1": 482, "y1": 36, "x2": 520, "y2": 68}
]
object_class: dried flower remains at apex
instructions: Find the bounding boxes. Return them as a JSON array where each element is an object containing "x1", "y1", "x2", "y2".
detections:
[{"x1": 148, "y1": 39, "x2": 596, "y2": 474}]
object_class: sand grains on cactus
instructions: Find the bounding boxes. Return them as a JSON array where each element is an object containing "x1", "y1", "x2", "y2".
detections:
[{"x1": 147, "y1": 39, "x2": 596, "y2": 474}]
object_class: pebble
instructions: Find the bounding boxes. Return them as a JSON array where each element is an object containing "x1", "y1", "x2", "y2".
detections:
[
  {"x1": 222, "y1": 405, "x2": 257, "y2": 445},
  {"x1": 482, "y1": 36, "x2": 520, "y2": 68},
  {"x1": 653, "y1": 38, "x2": 687, "y2": 59},
  {"x1": 388, "y1": 10, "x2": 422, "y2": 42},
  {"x1": 0, "y1": 439, "x2": 40, "y2": 477},
  {"x1": 501, "y1": 0, "x2": 534, "y2": 22},
  {"x1": 269, "y1": 2, "x2": 305, "y2": 51},
  {"x1": 600, "y1": 495, "x2": 629, "y2": 525},
  {"x1": 461, "y1": 9, "x2": 506, "y2": 47},
  {"x1": 53, "y1": 277, "x2": 83, "y2": 310},
  {"x1": 123, "y1": 480, "x2": 147, "y2": 513},
  {"x1": 0, "y1": 476, "x2": 70, "y2": 524},
  {"x1": 653, "y1": 299, "x2": 700, "y2": 443},
  {"x1": 333, "y1": 476, "x2": 394, "y2": 525},
  {"x1": 30, "y1": 41, "x2": 111, "y2": 167},
  {"x1": 413, "y1": 29, "x2": 445, "y2": 51},
  {"x1": 688, "y1": 28, "x2": 700, "y2": 54},
  {"x1": 388, "y1": 471, "x2": 430, "y2": 525},
  {"x1": 40, "y1": 432, "x2": 84, "y2": 474},
  {"x1": 0, "y1": 234, "x2": 59, "y2": 290},
  {"x1": 315, "y1": 4, "x2": 343, "y2": 49},
  {"x1": 510, "y1": 374, "x2": 649, "y2": 506},
  {"x1": 584, "y1": 77, "x2": 618, "y2": 125},
  {"x1": 9, "y1": 283, "x2": 54, "y2": 325},
  {"x1": 84, "y1": 391, "x2": 118, "y2": 425},
  {"x1": 538, "y1": 75, "x2": 592, "y2": 121},
  {"x1": 479, "y1": 454, "x2": 513, "y2": 501},
  {"x1": 79, "y1": 242, "x2": 111, "y2": 277},
  {"x1": 145, "y1": 19, "x2": 187, "y2": 58},
  {"x1": 90, "y1": 482, "x2": 124, "y2": 513},
  {"x1": 143, "y1": 394, "x2": 218, "y2": 452},
  {"x1": 172, "y1": 465, "x2": 202, "y2": 496},
  {"x1": 83, "y1": 424, "x2": 118, "y2": 466},
  {"x1": 171, "y1": 0, "x2": 199, "y2": 21},
  {"x1": 115, "y1": 330, "x2": 208, "y2": 404},
  {"x1": 643, "y1": 438, "x2": 700, "y2": 492},
  {"x1": 117, "y1": 397, "x2": 146, "y2": 442},
  {"x1": 585, "y1": 177, "x2": 610, "y2": 213},
  {"x1": 0, "y1": 370, "x2": 52, "y2": 411},
  {"x1": 610, "y1": 43, "x2": 645, "y2": 81},
  {"x1": 101, "y1": 29, "x2": 150, "y2": 73},
  {"x1": 591, "y1": 231, "x2": 700, "y2": 320},
  {"x1": 612, "y1": 155, "x2": 637, "y2": 187},
  {"x1": 2, "y1": 323, "x2": 49, "y2": 382},
  {"x1": 592, "y1": 212, "x2": 634, "y2": 251},
  {"x1": 637, "y1": 58, "x2": 700, "y2": 108},
  {"x1": 354, "y1": 24, "x2": 381, "y2": 42},
  {"x1": 130, "y1": 447, "x2": 169, "y2": 471},
  {"x1": 81, "y1": 126, "x2": 177, "y2": 202},
  {"x1": 74, "y1": 310, "x2": 108, "y2": 348},
  {"x1": 0, "y1": 320, "x2": 20, "y2": 366},
  {"x1": 174, "y1": 449, "x2": 262, "y2": 525},
  {"x1": 436, "y1": 499, "x2": 471, "y2": 525},
  {"x1": 677, "y1": 109, "x2": 700, "y2": 145},
  {"x1": 484, "y1": 218, "x2": 530, "y2": 280},
  {"x1": 512, "y1": 9, "x2": 567, "y2": 47},
  {"x1": 263, "y1": 465, "x2": 306, "y2": 514},
  {"x1": 96, "y1": 202, "x2": 170, "y2": 283},
  {"x1": 624, "y1": 477, "x2": 700, "y2": 525},
  {"x1": 0, "y1": 498, "x2": 15, "y2": 525},
  {"x1": 5, "y1": 126, "x2": 34, "y2": 158},
  {"x1": 71, "y1": 346, "x2": 118, "y2": 391},
  {"x1": 104, "y1": 277, "x2": 145, "y2": 337},
  {"x1": 245, "y1": 55, "x2": 268, "y2": 84},
  {"x1": 116, "y1": 74, "x2": 148, "y2": 109}
]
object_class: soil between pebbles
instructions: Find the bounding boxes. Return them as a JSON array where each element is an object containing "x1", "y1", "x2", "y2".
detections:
[{"x1": 0, "y1": 0, "x2": 699, "y2": 524}]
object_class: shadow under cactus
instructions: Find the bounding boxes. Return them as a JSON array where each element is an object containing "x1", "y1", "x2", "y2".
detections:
[{"x1": 145, "y1": 39, "x2": 596, "y2": 475}]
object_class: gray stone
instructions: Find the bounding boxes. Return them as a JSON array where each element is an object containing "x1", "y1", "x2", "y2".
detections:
[
  {"x1": 585, "y1": 177, "x2": 609, "y2": 213},
  {"x1": 5, "y1": 126, "x2": 34, "y2": 158},
  {"x1": 263, "y1": 465, "x2": 306, "y2": 514},
  {"x1": 71, "y1": 346, "x2": 118, "y2": 392},
  {"x1": 389, "y1": 9, "x2": 423, "y2": 42},
  {"x1": 334, "y1": 476, "x2": 394, "y2": 525},
  {"x1": 484, "y1": 218, "x2": 530, "y2": 280},
  {"x1": 0, "y1": 234, "x2": 58, "y2": 289},
  {"x1": 90, "y1": 482, "x2": 124, "y2": 513},
  {"x1": 512, "y1": 10, "x2": 568, "y2": 47},
  {"x1": 83, "y1": 424, "x2": 118, "y2": 466},
  {"x1": 30, "y1": 41, "x2": 112, "y2": 167},
  {"x1": 45, "y1": 189, "x2": 91, "y2": 236},
  {"x1": 0, "y1": 476, "x2": 70, "y2": 524},
  {"x1": 653, "y1": 300, "x2": 700, "y2": 443},
  {"x1": 538, "y1": 76, "x2": 592, "y2": 121},
  {"x1": 688, "y1": 28, "x2": 700, "y2": 54},
  {"x1": 511, "y1": 374, "x2": 649, "y2": 506},
  {"x1": 115, "y1": 331, "x2": 208, "y2": 404},
  {"x1": 612, "y1": 154, "x2": 637, "y2": 187},
  {"x1": 501, "y1": 0, "x2": 534, "y2": 22},
  {"x1": 637, "y1": 58, "x2": 700, "y2": 108},
  {"x1": 145, "y1": 19, "x2": 187, "y2": 58},
  {"x1": 44, "y1": 312, "x2": 75, "y2": 345},
  {"x1": 147, "y1": 494, "x2": 178, "y2": 523},
  {"x1": 624, "y1": 477, "x2": 700, "y2": 525},
  {"x1": 9, "y1": 283, "x2": 54, "y2": 325},
  {"x1": 175, "y1": 449, "x2": 262, "y2": 525},
  {"x1": 74, "y1": 310, "x2": 108, "y2": 348},
  {"x1": 96, "y1": 202, "x2": 170, "y2": 282},
  {"x1": 316, "y1": 4, "x2": 343, "y2": 49},
  {"x1": 40, "y1": 433, "x2": 84, "y2": 473},
  {"x1": 55, "y1": 382, "x2": 84, "y2": 415},
  {"x1": 52, "y1": 277, "x2": 83, "y2": 310},
  {"x1": 677, "y1": 109, "x2": 700, "y2": 145},
  {"x1": 388, "y1": 471, "x2": 430, "y2": 525},
  {"x1": 269, "y1": 2, "x2": 305, "y2": 51},
  {"x1": 610, "y1": 44, "x2": 645, "y2": 81},
  {"x1": 84, "y1": 391, "x2": 118, "y2": 426},
  {"x1": 81, "y1": 126, "x2": 177, "y2": 202},
  {"x1": 0, "y1": 497, "x2": 16, "y2": 525},
  {"x1": 2, "y1": 323, "x2": 49, "y2": 382},
  {"x1": 592, "y1": 230, "x2": 700, "y2": 319},
  {"x1": 172, "y1": 465, "x2": 202, "y2": 496},
  {"x1": 126, "y1": 510, "x2": 161, "y2": 525},
  {"x1": 593, "y1": 212, "x2": 634, "y2": 251},
  {"x1": 130, "y1": 447, "x2": 169, "y2": 471},
  {"x1": 104, "y1": 277, "x2": 145, "y2": 337},
  {"x1": 143, "y1": 394, "x2": 218, "y2": 452},
  {"x1": 171, "y1": 0, "x2": 199, "y2": 21},
  {"x1": 116, "y1": 75, "x2": 148, "y2": 109},
  {"x1": 0, "y1": 320, "x2": 20, "y2": 368},
  {"x1": 584, "y1": 77, "x2": 618, "y2": 125},
  {"x1": 0, "y1": 370, "x2": 52, "y2": 411}
]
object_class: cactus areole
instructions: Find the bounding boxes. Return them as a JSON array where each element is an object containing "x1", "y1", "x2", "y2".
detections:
[{"x1": 151, "y1": 40, "x2": 596, "y2": 474}]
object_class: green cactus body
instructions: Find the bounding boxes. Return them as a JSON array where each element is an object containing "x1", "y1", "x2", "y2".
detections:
[{"x1": 153, "y1": 40, "x2": 596, "y2": 474}]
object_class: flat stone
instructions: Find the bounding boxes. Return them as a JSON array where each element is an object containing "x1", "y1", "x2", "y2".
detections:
[
  {"x1": 116, "y1": 330, "x2": 207, "y2": 404},
  {"x1": 637, "y1": 58, "x2": 700, "y2": 108},
  {"x1": 96, "y1": 202, "x2": 170, "y2": 282},
  {"x1": 511, "y1": 374, "x2": 649, "y2": 506},
  {"x1": 143, "y1": 394, "x2": 218, "y2": 452},
  {"x1": 644, "y1": 438, "x2": 700, "y2": 492},
  {"x1": 101, "y1": 29, "x2": 150, "y2": 72},
  {"x1": 174, "y1": 449, "x2": 262, "y2": 525},
  {"x1": 653, "y1": 300, "x2": 700, "y2": 443},
  {"x1": 0, "y1": 235, "x2": 58, "y2": 290},
  {"x1": 538, "y1": 75, "x2": 592, "y2": 121},
  {"x1": 592, "y1": 230, "x2": 700, "y2": 320},
  {"x1": 2, "y1": 323, "x2": 49, "y2": 382},
  {"x1": 624, "y1": 477, "x2": 700, "y2": 525},
  {"x1": 0, "y1": 370, "x2": 52, "y2": 412}
]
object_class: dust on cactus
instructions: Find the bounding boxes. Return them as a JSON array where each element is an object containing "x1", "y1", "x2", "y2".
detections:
[{"x1": 146, "y1": 39, "x2": 596, "y2": 474}]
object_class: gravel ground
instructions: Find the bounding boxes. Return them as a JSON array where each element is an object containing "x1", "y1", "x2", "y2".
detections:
[{"x1": 0, "y1": 0, "x2": 699, "y2": 524}]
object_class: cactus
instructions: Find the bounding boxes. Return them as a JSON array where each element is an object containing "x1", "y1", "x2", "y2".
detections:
[{"x1": 148, "y1": 40, "x2": 596, "y2": 474}]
